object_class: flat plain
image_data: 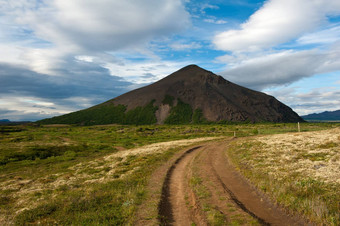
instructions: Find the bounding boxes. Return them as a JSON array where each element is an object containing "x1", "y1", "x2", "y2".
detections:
[{"x1": 0, "y1": 123, "x2": 339, "y2": 225}]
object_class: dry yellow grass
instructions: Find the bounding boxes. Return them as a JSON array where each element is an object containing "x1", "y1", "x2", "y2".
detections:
[
  {"x1": 227, "y1": 127, "x2": 340, "y2": 225},
  {"x1": 255, "y1": 127, "x2": 340, "y2": 183},
  {"x1": 0, "y1": 137, "x2": 218, "y2": 223}
]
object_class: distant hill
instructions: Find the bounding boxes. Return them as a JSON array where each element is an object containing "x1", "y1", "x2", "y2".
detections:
[
  {"x1": 0, "y1": 119, "x2": 30, "y2": 125},
  {"x1": 302, "y1": 110, "x2": 340, "y2": 121},
  {"x1": 0, "y1": 119, "x2": 10, "y2": 122},
  {"x1": 39, "y1": 65, "x2": 304, "y2": 125},
  {"x1": 0, "y1": 119, "x2": 11, "y2": 125}
]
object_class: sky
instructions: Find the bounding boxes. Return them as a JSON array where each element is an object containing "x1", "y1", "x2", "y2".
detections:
[{"x1": 1, "y1": 0, "x2": 340, "y2": 121}]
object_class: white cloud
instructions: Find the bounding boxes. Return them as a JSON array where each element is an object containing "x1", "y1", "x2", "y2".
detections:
[
  {"x1": 212, "y1": 0, "x2": 340, "y2": 91},
  {"x1": 297, "y1": 24, "x2": 340, "y2": 45},
  {"x1": 219, "y1": 48, "x2": 340, "y2": 90},
  {"x1": 265, "y1": 87, "x2": 340, "y2": 115},
  {"x1": 10, "y1": 0, "x2": 190, "y2": 51},
  {"x1": 200, "y1": 4, "x2": 219, "y2": 14},
  {"x1": 20, "y1": 99, "x2": 55, "y2": 107},
  {"x1": 213, "y1": 0, "x2": 340, "y2": 52},
  {"x1": 0, "y1": 61, "x2": 133, "y2": 120},
  {"x1": 104, "y1": 60, "x2": 191, "y2": 84},
  {"x1": 0, "y1": 96, "x2": 71, "y2": 121},
  {"x1": 170, "y1": 42, "x2": 202, "y2": 51},
  {"x1": 0, "y1": 0, "x2": 190, "y2": 75},
  {"x1": 203, "y1": 18, "x2": 227, "y2": 24},
  {"x1": 0, "y1": 0, "x2": 194, "y2": 122},
  {"x1": 0, "y1": 44, "x2": 25, "y2": 65}
]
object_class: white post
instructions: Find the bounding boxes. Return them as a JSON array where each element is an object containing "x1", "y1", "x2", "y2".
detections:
[
  {"x1": 233, "y1": 131, "x2": 236, "y2": 137},
  {"x1": 298, "y1": 122, "x2": 300, "y2": 132}
]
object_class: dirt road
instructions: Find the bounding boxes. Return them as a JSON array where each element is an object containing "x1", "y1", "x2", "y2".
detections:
[{"x1": 157, "y1": 139, "x2": 308, "y2": 226}]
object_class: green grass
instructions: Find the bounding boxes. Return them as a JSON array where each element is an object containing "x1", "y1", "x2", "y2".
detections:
[
  {"x1": 14, "y1": 148, "x2": 176, "y2": 225},
  {"x1": 190, "y1": 176, "x2": 211, "y2": 199},
  {"x1": 0, "y1": 122, "x2": 339, "y2": 224}
]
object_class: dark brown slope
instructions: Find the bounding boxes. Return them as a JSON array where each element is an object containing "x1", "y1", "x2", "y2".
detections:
[{"x1": 106, "y1": 64, "x2": 303, "y2": 123}]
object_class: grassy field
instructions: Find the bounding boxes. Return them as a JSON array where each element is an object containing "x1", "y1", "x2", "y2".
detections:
[
  {"x1": 0, "y1": 122, "x2": 339, "y2": 224},
  {"x1": 227, "y1": 127, "x2": 340, "y2": 225}
]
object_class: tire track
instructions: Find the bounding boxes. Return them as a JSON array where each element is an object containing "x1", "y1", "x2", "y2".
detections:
[
  {"x1": 158, "y1": 146, "x2": 202, "y2": 225},
  {"x1": 157, "y1": 140, "x2": 308, "y2": 226},
  {"x1": 209, "y1": 155, "x2": 270, "y2": 225},
  {"x1": 204, "y1": 140, "x2": 307, "y2": 226}
]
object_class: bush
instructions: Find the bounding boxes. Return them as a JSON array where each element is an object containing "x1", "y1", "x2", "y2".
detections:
[
  {"x1": 164, "y1": 99, "x2": 193, "y2": 124},
  {"x1": 192, "y1": 109, "x2": 206, "y2": 124},
  {"x1": 162, "y1": 95, "x2": 175, "y2": 106},
  {"x1": 0, "y1": 145, "x2": 87, "y2": 165},
  {"x1": 124, "y1": 100, "x2": 158, "y2": 125}
]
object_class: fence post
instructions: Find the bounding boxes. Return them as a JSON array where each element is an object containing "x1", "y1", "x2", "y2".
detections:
[
  {"x1": 233, "y1": 131, "x2": 236, "y2": 137},
  {"x1": 298, "y1": 122, "x2": 300, "y2": 132}
]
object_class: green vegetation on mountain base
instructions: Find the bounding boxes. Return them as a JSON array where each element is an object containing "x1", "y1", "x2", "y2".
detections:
[
  {"x1": 164, "y1": 98, "x2": 193, "y2": 124},
  {"x1": 39, "y1": 94, "x2": 301, "y2": 126},
  {"x1": 162, "y1": 94, "x2": 175, "y2": 106},
  {"x1": 163, "y1": 97, "x2": 208, "y2": 124},
  {"x1": 39, "y1": 104, "x2": 127, "y2": 125},
  {"x1": 39, "y1": 100, "x2": 158, "y2": 126},
  {"x1": 39, "y1": 95, "x2": 208, "y2": 126},
  {"x1": 192, "y1": 108, "x2": 207, "y2": 124},
  {"x1": 125, "y1": 100, "x2": 158, "y2": 125}
]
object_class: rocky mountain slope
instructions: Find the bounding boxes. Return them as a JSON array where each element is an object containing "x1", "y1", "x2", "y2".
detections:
[{"x1": 40, "y1": 65, "x2": 304, "y2": 125}]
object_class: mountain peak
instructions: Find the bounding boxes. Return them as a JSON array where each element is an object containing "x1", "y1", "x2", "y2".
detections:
[
  {"x1": 109, "y1": 65, "x2": 303, "y2": 123},
  {"x1": 179, "y1": 64, "x2": 204, "y2": 71},
  {"x1": 164, "y1": 64, "x2": 218, "y2": 84},
  {"x1": 40, "y1": 65, "x2": 304, "y2": 125},
  {"x1": 175, "y1": 64, "x2": 212, "y2": 75}
]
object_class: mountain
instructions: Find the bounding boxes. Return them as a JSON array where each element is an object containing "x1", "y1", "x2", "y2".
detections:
[
  {"x1": 0, "y1": 119, "x2": 30, "y2": 125},
  {"x1": 0, "y1": 119, "x2": 10, "y2": 125},
  {"x1": 302, "y1": 110, "x2": 340, "y2": 121},
  {"x1": 39, "y1": 65, "x2": 304, "y2": 125}
]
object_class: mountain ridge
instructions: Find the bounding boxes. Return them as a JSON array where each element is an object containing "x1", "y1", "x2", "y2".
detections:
[
  {"x1": 39, "y1": 65, "x2": 304, "y2": 125},
  {"x1": 302, "y1": 109, "x2": 340, "y2": 121}
]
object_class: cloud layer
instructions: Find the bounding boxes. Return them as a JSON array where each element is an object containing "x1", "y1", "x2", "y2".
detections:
[
  {"x1": 1, "y1": 0, "x2": 190, "y2": 74},
  {"x1": 211, "y1": 0, "x2": 340, "y2": 95},
  {"x1": 0, "y1": 0, "x2": 191, "y2": 120},
  {"x1": 0, "y1": 62, "x2": 131, "y2": 121},
  {"x1": 4, "y1": 0, "x2": 190, "y2": 51},
  {"x1": 1, "y1": 0, "x2": 340, "y2": 120},
  {"x1": 221, "y1": 47, "x2": 340, "y2": 90},
  {"x1": 213, "y1": 0, "x2": 340, "y2": 52},
  {"x1": 266, "y1": 87, "x2": 340, "y2": 115}
]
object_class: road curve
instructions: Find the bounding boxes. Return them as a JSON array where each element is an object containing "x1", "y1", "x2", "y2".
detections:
[{"x1": 158, "y1": 139, "x2": 308, "y2": 226}]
